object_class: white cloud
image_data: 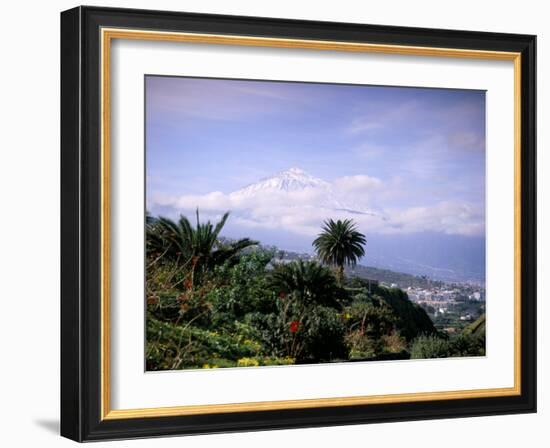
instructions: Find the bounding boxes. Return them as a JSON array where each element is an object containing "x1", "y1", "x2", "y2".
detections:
[
  {"x1": 149, "y1": 174, "x2": 484, "y2": 239},
  {"x1": 384, "y1": 201, "x2": 485, "y2": 236},
  {"x1": 333, "y1": 174, "x2": 382, "y2": 192}
]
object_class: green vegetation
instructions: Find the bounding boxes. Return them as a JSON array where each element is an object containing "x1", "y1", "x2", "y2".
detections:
[
  {"x1": 421, "y1": 299, "x2": 486, "y2": 334},
  {"x1": 146, "y1": 212, "x2": 485, "y2": 371},
  {"x1": 410, "y1": 314, "x2": 486, "y2": 359},
  {"x1": 348, "y1": 265, "x2": 444, "y2": 289},
  {"x1": 313, "y1": 218, "x2": 366, "y2": 285}
]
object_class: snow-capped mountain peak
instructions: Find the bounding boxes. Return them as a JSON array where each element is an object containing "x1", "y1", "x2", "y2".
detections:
[
  {"x1": 232, "y1": 167, "x2": 330, "y2": 197},
  {"x1": 229, "y1": 167, "x2": 381, "y2": 218}
]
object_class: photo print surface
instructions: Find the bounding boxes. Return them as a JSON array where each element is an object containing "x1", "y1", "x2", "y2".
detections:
[{"x1": 145, "y1": 75, "x2": 486, "y2": 371}]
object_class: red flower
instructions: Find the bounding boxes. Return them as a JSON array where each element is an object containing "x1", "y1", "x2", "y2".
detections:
[{"x1": 289, "y1": 320, "x2": 300, "y2": 333}]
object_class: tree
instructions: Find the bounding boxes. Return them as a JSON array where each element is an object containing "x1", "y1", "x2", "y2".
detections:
[
  {"x1": 312, "y1": 218, "x2": 366, "y2": 285},
  {"x1": 265, "y1": 260, "x2": 346, "y2": 362},
  {"x1": 146, "y1": 210, "x2": 257, "y2": 287},
  {"x1": 410, "y1": 335, "x2": 451, "y2": 359},
  {"x1": 269, "y1": 260, "x2": 341, "y2": 308}
]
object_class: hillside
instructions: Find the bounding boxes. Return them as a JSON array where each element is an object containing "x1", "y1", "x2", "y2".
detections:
[
  {"x1": 346, "y1": 277, "x2": 437, "y2": 342},
  {"x1": 347, "y1": 264, "x2": 444, "y2": 289},
  {"x1": 271, "y1": 247, "x2": 444, "y2": 289}
]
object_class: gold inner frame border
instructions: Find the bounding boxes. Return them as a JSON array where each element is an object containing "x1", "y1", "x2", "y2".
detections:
[{"x1": 99, "y1": 27, "x2": 522, "y2": 420}]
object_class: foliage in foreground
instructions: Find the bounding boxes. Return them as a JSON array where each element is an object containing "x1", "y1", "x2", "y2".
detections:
[
  {"x1": 145, "y1": 212, "x2": 484, "y2": 370},
  {"x1": 410, "y1": 314, "x2": 486, "y2": 359},
  {"x1": 313, "y1": 218, "x2": 366, "y2": 285}
]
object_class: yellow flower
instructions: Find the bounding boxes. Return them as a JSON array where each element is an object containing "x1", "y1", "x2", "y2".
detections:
[{"x1": 237, "y1": 357, "x2": 260, "y2": 367}]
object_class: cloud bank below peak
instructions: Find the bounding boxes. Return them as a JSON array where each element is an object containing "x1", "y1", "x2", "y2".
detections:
[{"x1": 148, "y1": 167, "x2": 484, "y2": 239}]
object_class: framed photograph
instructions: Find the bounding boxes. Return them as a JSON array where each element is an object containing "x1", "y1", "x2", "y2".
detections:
[{"x1": 60, "y1": 6, "x2": 536, "y2": 441}]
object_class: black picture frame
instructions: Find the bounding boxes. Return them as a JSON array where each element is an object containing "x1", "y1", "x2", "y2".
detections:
[{"x1": 61, "y1": 5, "x2": 536, "y2": 442}]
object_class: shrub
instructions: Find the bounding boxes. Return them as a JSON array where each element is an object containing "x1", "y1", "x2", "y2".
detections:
[
  {"x1": 345, "y1": 330, "x2": 382, "y2": 359},
  {"x1": 376, "y1": 287, "x2": 437, "y2": 341},
  {"x1": 344, "y1": 299, "x2": 396, "y2": 339},
  {"x1": 449, "y1": 314, "x2": 485, "y2": 357},
  {"x1": 299, "y1": 306, "x2": 348, "y2": 362},
  {"x1": 450, "y1": 333, "x2": 485, "y2": 357},
  {"x1": 145, "y1": 315, "x2": 262, "y2": 370},
  {"x1": 249, "y1": 303, "x2": 347, "y2": 363},
  {"x1": 410, "y1": 335, "x2": 452, "y2": 359},
  {"x1": 382, "y1": 332, "x2": 407, "y2": 354},
  {"x1": 207, "y1": 250, "x2": 277, "y2": 321},
  {"x1": 237, "y1": 357, "x2": 260, "y2": 367},
  {"x1": 269, "y1": 260, "x2": 344, "y2": 309}
]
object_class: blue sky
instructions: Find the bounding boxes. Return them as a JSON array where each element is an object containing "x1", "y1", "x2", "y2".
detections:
[{"x1": 146, "y1": 75, "x2": 486, "y2": 248}]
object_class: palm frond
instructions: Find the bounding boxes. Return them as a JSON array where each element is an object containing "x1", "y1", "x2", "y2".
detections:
[
  {"x1": 146, "y1": 210, "x2": 255, "y2": 284},
  {"x1": 269, "y1": 260, "x2": 341, "y2": 308},
  {"x1": 312, "y1": 218, "x2": 366, "y2": 284}
]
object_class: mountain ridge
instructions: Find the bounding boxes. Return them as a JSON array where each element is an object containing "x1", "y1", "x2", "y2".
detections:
[
  {"x1": 230, "y1": 167, "x2": 378, "y2": 217},
  {"x1": 234, "y1": 167, "x2": 330, "y2": 195}
]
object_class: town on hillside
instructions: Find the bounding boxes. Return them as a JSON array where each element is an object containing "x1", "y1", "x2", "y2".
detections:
[{"x1": 274, "y1": 248, "x2": 486, "y2": 336}]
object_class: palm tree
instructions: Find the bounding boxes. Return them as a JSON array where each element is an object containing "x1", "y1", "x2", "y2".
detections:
[
  {"x1": 146, "y1": 210, "x2": 257, "y2": 286},
  {"x1": 312, "y1": 218, "x2": 366, "y2": 286},
  {"x1": 269, "y1": 260, "x2": 341, "y2": 308}
]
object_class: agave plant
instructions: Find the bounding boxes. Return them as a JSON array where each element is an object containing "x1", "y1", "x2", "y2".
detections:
[
  {"x1": 146, "y1": 210, "x2": 257, "y2": 287},
  {"x1": 312, "y1": 218, "x2": 366, "y2": 285}
]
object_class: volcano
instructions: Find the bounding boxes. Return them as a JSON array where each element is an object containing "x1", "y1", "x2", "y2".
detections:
[{"x1": 230, "y1": 167, "x2": 378, "y2": 217}]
